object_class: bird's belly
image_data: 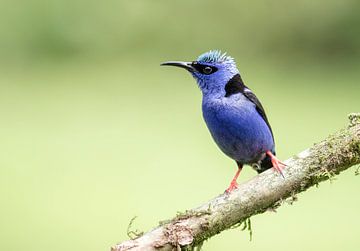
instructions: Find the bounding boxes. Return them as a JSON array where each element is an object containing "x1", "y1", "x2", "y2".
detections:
[
  {"x1": 211, "y1": 129, "x2": 270, "y2": 163},
  {"x1": 203, "y1": 101, "x2": 274, "y2": 164}
]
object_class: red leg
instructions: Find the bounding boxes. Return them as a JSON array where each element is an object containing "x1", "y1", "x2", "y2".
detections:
[
  {"x1": 266, "y1": 151, "x2": 286, "y2": 178},
  {"x1": 225, "y1": 164, "x2": 243, "y2": 193}
]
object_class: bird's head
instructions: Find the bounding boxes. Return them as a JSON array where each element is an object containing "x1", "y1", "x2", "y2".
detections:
[{"x1": 161, "y1": 50, "x2": 239, "y2": 96}]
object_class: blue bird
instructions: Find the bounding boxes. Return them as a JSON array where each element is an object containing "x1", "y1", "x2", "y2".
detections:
[{"x1": 161, "y1": 50, "x2": 285, "y2": 193}]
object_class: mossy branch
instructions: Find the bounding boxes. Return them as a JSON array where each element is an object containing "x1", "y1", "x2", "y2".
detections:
[{"x1": 112, "y1": 113, "x2": 360, "y2": 251}]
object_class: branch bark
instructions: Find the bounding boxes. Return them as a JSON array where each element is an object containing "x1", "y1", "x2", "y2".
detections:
[{"x1": 112, "y1": 113, "x2": 360, "y2": 251}]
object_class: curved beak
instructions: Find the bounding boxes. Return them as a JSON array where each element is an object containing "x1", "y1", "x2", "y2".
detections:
[{"x1": 160, "y1": 61, "x2": 196, "y2": 72}]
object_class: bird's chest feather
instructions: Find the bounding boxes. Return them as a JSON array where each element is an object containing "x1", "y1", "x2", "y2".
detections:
[{"x1": 202, "y1": 94, "x2": 274, "y2": 163}]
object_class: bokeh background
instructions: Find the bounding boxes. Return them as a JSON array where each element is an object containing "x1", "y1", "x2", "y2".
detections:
[{"x1": 1, "y1": 1, "x2": 359, "y2": 250}]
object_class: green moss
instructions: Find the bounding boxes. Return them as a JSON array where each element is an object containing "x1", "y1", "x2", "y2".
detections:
[
  {"x1": 241, "y1": 218, "x2": 253, "y2": 241},
  {"x1": 126, "y1": 216, "x2": 144, "y2": 240},
  {"x1": 160, "y1": 208, "x2": 213, "y2": 226}
]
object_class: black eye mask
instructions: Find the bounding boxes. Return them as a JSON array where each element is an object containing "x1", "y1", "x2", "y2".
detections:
[{"x1": 191, "y1": 61, "x2": 218, "y2": 75}]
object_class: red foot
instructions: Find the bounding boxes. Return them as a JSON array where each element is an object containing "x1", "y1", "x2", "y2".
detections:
[
  {"x1": 225, "y1": 165, "x2": 242, "y2": 193},
  {"x1": 266, "y1": 151, "x2": 286, "y2": 179},
  {"x1": 225, "y1": 181, "x2": 239, "y2": 193}
]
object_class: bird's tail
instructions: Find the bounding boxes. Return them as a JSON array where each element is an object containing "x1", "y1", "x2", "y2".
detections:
[{"x1": 257, "y1": 152, "x2": 274, "y2": 173}]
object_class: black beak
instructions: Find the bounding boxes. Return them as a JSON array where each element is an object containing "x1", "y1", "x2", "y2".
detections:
[{"x1": 160, "y1": 61, "x2": 196, "y2": 72}]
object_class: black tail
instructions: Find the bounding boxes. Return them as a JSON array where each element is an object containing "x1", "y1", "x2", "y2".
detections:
[{"x1": 257, "y1": 152, "x2": 274, "y2": 173}]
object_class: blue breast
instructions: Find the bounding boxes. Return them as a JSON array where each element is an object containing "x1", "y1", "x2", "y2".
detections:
[{"x1": 202, "y1": 93, "x2": 274, "y2": 164}]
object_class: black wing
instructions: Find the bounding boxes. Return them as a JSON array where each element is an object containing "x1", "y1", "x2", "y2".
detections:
[
  {"x1": 224, "y1": 74, "x2": 274, "y2": 139},
  {"x1": 243, "y1": 88, "x2": 273, "y2": 138}
]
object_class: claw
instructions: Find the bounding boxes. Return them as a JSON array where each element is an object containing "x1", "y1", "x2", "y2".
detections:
[
  {"x1": 266, "y1": 151, "x2": 286, "y2": 179},
  {"x1": 225, "y1": 164, "x2": 242, "y2": 193},
  {"x1": 225, "y1": 181, "x2": 239, "y2": 193},
  {"x1": 278, "y1": 160, "x2": 287, "y2": 167}
]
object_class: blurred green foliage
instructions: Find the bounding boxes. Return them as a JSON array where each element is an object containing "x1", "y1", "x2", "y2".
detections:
[
  {"x1": 0, "y1": 1, "x2": 359, "y2": 251},
  {"x1": 1, "y1": 0, "x2": 360, "y2": 62}
]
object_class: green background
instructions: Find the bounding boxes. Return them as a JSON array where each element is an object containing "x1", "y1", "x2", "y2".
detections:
[{"x1": 1, "y1": 1, "x2": 359, "y2": 250}]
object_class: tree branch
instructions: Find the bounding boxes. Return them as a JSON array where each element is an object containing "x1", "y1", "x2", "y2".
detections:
[{"x1": 112, "y1": 113, "x2": 360, "y2": 251}]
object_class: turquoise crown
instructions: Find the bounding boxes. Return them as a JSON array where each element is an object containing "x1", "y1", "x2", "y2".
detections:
[{"x1": 197, "y1": 50, "x2": 234, "y2": 64}]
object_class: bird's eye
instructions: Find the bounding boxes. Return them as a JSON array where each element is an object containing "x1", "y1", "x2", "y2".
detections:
[
  {"x1": 191, "y1": 62, "x2": 218, "y2": 74},
  {"x1": 203, "y1": 66, "x2": 213, "y2": 74}
]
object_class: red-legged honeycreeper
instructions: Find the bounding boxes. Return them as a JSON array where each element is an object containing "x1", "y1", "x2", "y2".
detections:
[{"x1": 161, "y1": 50, "x2": 285, "y2": 193}]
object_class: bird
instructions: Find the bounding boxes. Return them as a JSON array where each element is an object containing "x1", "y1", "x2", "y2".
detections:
[{"x1": 161, "y1": 50, "x2": 286, "y2": 193}]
